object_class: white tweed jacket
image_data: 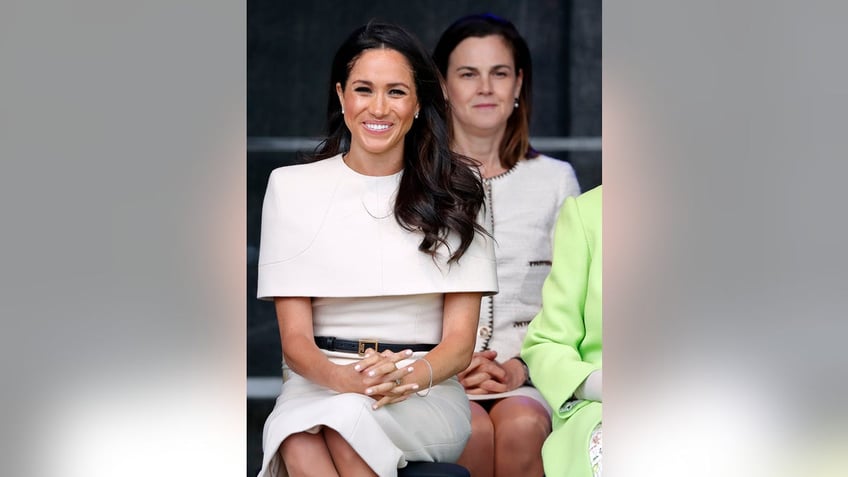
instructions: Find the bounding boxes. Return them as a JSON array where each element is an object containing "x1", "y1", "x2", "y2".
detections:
[{"x1": 474, "y1": 155, "x2": 581, "y2": 359}]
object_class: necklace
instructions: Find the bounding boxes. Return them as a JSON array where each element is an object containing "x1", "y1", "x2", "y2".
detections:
[
  {"x1": 360, "y1": 177, "x2": 399, "y2": 220},
  {"x1": 362, "y1": 200, "x2": 393, "y2": 219}
]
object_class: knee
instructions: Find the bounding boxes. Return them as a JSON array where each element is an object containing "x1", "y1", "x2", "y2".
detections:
[
  {"x1": 468, "y1": 404, "x2": 495, "y2": 445},
  {"x1": 472, "y1": 412, "x2": 494, "y2": 437},
  {"x1": 278, "y1": 433, "x2": 316, "y2": 474},
  {"x1": 493, "y1": 405, "x2": 551, "y2": 444}
]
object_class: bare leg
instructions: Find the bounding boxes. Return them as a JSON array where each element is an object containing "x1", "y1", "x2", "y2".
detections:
[
  {"x1": 490, "y1": 396, "x2": 550, "y2": 477},
  {"x1": 456, "y1": 401, "x2": 495, "y2": 477},
  {"x1": 324, "y1": 427, "x2": 378, "y2": 477},
  {"x1": 279, "y1": 430, "x2": 340, "y2": 477}
]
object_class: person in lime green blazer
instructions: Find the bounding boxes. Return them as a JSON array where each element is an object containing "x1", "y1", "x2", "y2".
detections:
[{"x1": 521, "y1": 185, "x2": 602, "y2": 477}]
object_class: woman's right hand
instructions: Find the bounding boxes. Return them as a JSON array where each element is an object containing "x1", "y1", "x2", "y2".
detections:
[
  {"x1": 457, "y1": 350, "x2": 509, "y2": 394},
  {"x1": 334, "y1": 349, "x2": 419, "y2": 405},
  {"x1": 355, "y1": 349, "x2": 414, "y2": 383}
]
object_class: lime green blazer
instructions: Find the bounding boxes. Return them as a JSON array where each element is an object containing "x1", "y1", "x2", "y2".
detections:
[{"x1": 521, "y1": 185, "x2": 602, "y2": 477}]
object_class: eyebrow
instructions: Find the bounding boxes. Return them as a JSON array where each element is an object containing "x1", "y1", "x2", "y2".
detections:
[
  {"x1": 455, "y1": 64, "x2": 513, "y2": 72},
  {"x1": 350, "y1": 79, "x2": 412, "y2": 89}
]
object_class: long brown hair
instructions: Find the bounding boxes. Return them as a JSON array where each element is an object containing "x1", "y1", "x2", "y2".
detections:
[{"x1": 312, "y1": 22, "x2": 486, "y2": 263}]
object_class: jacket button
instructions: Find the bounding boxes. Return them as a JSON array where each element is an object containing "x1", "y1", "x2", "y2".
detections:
[{"x1": 478, "y1": 326, "x2": 491, "y2": 338}]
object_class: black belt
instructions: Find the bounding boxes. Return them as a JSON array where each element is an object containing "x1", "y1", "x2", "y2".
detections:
[{"x1": 314, "y1": 336, "x2": 437, "y2": 355}]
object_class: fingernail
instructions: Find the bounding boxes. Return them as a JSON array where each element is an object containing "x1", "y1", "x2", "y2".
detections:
[
  {"x1": 365, "y1": 388, "x2": 373, "y2": 395},
  {"x1": 368, "y1": 370, "x2": 376, "y2": 377},
  {"x1": 407, "y1": 367, "x2": 414, "y2": 372},
  {"x1": 372, "y1": 404, "x2": 378, "y2": 410},
  {"x1": 405, "y1": 349, "x2": 413, "y2": 356},
  {"x1": 354, "y1": 365, "x2": 361, "y2": 371},
  {"x1": 412, "y1": 384, "x2": 420, "y2": 390}
]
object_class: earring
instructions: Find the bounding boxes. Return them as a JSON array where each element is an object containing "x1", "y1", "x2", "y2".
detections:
[
  {"x1": 414, "y1": 111, "x2": 419, "y2": 119},
  {"x1": 514, "y1": 98, "x2": 519, "y2": 109},
  {"x1": 341, "y1": 108, "x2": 345, "y2": 114}
]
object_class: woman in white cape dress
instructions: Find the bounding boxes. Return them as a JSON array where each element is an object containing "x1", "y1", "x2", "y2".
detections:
[{"x1": 256, "y1": 22, "x2": 497, "y2": 477}]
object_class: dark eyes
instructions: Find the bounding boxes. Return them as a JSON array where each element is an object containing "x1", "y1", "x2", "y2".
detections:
[
  {"x1": 352, "y1": 86, "x2": 407, "y2": 96},
  {"x1": 458, "y1": 71, "x2": 510, "y2": 79}
]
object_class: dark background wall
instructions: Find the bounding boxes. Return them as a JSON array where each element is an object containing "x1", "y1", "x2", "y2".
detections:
[{"x1": 246, "y1": 1, "x2": 600, "y2": 474}]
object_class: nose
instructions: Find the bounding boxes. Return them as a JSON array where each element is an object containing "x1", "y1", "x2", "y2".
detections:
[
  {"x1": 478, "y1": 76, "x2": 492, "y2": 95},
  {"x1": 370, "y1": 94, "x2": 387, "y2": 117}
]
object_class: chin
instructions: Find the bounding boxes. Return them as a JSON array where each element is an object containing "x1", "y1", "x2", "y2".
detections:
[
  {"x1": 362, "y1": 141, "x2": 402, "y2": 156},
  {"x1": 470, "y1": 120, "x2": 507, "y2": 131}
]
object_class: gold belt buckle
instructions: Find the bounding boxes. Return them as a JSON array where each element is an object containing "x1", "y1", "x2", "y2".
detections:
[{"x1": 358, "y1": 339, "x2": 379, "y2": 355}]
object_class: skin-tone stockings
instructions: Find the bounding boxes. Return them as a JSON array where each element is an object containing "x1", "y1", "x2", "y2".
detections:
[
  {"x1": 457, "y1": 397, "x2": 551, "y2": 477},
  {"x1": 280, "y1": 428, "x2": 378, "y2": 477}
]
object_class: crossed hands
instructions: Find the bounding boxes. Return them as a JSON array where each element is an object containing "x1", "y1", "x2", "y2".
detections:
[
  {"x1": 350, "y1": 348, "x2": 420, "y2": 410},
  {"x1": 458, "y1": 350, "x2": 524, "y2": 395}
]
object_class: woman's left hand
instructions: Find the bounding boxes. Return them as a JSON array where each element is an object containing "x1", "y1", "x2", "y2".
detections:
[
  {"x1": 354, "y1": 349, "x2": 420, "y2": 409},
  {"x1": 368, "y1": 381, "x2": 421, "y2": 409},
  {"x1": 462, "y1": 356, "x2": 527, "y2": 394}
]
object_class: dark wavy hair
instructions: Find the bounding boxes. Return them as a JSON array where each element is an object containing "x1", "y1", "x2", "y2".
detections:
[
  {"x1": 433, "y1": 13, "x2": 539, "y2": 169},
  {"x1": 311, "y1": 21, "x2": 486, "y2": 263}
]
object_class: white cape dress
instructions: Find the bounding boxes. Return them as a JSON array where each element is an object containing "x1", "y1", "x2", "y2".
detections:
[{"x1": 256, "y1": 155, "x2": 498, "y2": 476}]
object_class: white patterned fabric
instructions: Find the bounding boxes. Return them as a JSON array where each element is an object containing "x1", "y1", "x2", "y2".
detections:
[
  {"x1": 469, "y1": 156, "x2": 580, "y2": 407},
  {"x1": 589, "y1": 423, "x2": 602, "y2": 477}
]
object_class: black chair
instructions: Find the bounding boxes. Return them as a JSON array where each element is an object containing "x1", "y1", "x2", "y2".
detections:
[{"x1": 398, "y1": 462, "x2": 470, "y2": 477}]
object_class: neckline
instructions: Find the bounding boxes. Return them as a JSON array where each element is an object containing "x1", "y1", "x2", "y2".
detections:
[
  {"x1": 484, "y1": 159, "x2": 523, "y2": 182},
  {"x1": 339, "y1": 153, "x2": 403, "y2": 179}
]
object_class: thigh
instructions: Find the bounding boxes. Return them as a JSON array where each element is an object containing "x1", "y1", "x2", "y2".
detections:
[
  {"x1": 324, "y1": 428, "x2": 378, "y2": 477},
  {"x1": 470, "y1": 400, "x2": 494, "y2": 430},
  {"x1": 279, "y1": 431, "x2": 339, "y2": 477},
  {"x1": 374, "y1": 379, "x2": 473, "y2": 463}
]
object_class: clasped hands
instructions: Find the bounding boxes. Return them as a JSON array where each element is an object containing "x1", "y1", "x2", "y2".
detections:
[
  {"x1": 350, "y1": 348, "x2": 420, "y2": 410},
  {"x1": 458, "y1": 350, "x2": 524, "y2": 395}
]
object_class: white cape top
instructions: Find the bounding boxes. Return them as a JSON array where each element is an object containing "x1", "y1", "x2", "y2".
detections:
[{"x1": 257, "y1": 155, "x2": 498, "y2": 299}]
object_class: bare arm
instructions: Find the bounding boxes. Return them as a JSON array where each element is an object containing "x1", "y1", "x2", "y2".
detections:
[
  {"x1": 275, "y1": 296, "x2": 371, "y2": 394},
  {"x1": 423, "y1": 291, "x2": 482, "y2": 380},
  {"x1": 367, "y1": 291, "x2": 481, "y2": 408}
]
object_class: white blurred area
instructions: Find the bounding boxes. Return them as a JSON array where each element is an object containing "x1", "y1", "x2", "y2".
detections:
[
  {"x1": 605, "y1": 2, "x2": 848, "y2": 475},
  {"x1": 41, "y1": 371, "x2": 245, "y2": 477},
  {"x1": 610, "y1": 365, "x2": 783, "y2": 477},
  {"x1": 621, "y1": 382, "x2": 848, "y2": 477},
  {"x1": 609, "y1": 347, "x2": 848, "y2": 476}
]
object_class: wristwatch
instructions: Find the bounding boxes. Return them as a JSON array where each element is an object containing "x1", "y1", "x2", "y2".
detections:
[{"x1": 514, "y1": 357, "x2": 532, "y2": 387}]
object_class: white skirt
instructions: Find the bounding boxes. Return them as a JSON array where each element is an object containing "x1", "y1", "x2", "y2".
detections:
[{"x1": 258, "y1": 369, "x2": 471, "y2": 477}]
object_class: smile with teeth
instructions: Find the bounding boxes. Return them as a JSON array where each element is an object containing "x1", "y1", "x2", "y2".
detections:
[{"x1": 364, "y1": 122, "x2": 391, "y2": 131}]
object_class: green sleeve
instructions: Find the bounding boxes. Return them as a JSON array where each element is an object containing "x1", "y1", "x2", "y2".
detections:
[{"x1": 521, "y1": 186, "x2": 602, "y2": 419}]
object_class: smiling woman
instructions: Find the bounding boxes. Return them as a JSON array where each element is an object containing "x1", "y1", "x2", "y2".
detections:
[
  {"x1": 255, "y1": 22, "x2": 498, "y2": 477},
  {"x1": 335, "y1": 48, "x2": 420, "y2": 175}
]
